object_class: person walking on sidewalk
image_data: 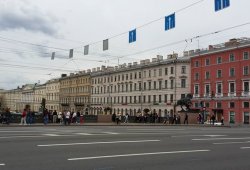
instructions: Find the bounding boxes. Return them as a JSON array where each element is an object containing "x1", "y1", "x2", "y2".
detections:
[{"x1": 20, "y1": 109, "x2": 27, "y2": 125}]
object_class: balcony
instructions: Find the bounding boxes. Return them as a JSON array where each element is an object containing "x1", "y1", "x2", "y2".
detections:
[
  {"x1": 215, "y1": 93, "x2": 223, "y2": 98},
  {"x1": 228, "y1": 92, "x2": 236, "y2": 97},
  {"x1": 193, "y1": 94, "x2": 200, "y2": 98}
]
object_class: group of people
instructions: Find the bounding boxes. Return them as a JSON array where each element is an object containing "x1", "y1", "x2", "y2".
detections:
[
  {"x1": 20, "y1": 108, "x2": 35, "y2": 125},
  {"x1": 0, "y1": 108, "x2": 11, "y2": 124},
  {"x1": 42, "y1": 109, "x2": 82, "y2": 125}
]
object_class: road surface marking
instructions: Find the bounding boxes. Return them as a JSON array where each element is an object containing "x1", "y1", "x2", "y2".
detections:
[
  {"x1": 68, "y1": 149, "x2": 210, "y2": 161},
  {"x1": 172, "y1": 135, "x2": 227, "y2": 138},
  {"x1": 128, "y1": 129, "x2": 184, "y2": 131},
  {"x1": 192, "y1": 137, "x2": 250, "y2": 141},
  {"x1": 74, "y1": 133, "x2": 93, "y2": 135},
  {"x1": 43, "y1": 134, "x2": 61, "y2": 136},
  {"x1": 103, "y1": 132, "x2": 119, "y2": 135},
  {"x1": 0, "y1": 163, "x2": 5, "y2": 166},
  {"x1": 240, "y1": 147, "x2": 250, "y2": 149},
  {"x1": 213, "y1": 141, "x2": 250, "y2": 145},
  {"x1": 37, "y1": 139, "x2": 160, "y2": 147}
]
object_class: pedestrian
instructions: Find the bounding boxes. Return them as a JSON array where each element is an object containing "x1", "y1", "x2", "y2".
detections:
[
  {"x1": 124, "y1": 113, "x2": 129, "y2": 123},
  {"x1": 53, "y1": 110, "x2": 57, "y2": 123},
  {"x1": 20, "y1": 109, "x2": 27, "y2": 125},
  {"x1": 4, "y1": 108, "x2": 11, "y2": 125},
  {"x1": 184, "y1": 113, "x2": 188, "y2": 124},
  {"x1": 221, "y1": 115, "x2": 224, "y2": 125},
  {"x1": 43, "y1": 109, "x2": 49, "y2": 125},
  {"x1": 26, "y1": 109, "x2": 32, "y2": 125},
  {"x1": 211, "y1": 114, "x2": 216, "y2": 125},
  {"x1": 76, "y1": 111, "x2": 80, "y2": 124},
  {"x1": 112, "y1": 113, "x2": 116, "y2": 123},
  {"x1": 57, "y1": 112, "x2": 63, "y2": 124},
  {"x1": 64, "y1": 111, "x2": 71, "y2": 125},
  {"x1": 116, "y1": 113, "x2": 121, "y2": 125}
]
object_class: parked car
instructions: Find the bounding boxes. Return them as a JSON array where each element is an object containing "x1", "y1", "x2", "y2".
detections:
[{"x1": 204, "y1": 120, "x2": 222, "y2": 126}]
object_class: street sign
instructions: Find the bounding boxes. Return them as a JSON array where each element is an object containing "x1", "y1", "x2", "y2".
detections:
[
  {"x1": 129, "y1": 29, "x2": 136, "y2": 43},
  {"x1": 215, "y1": 0, "x2": 230, "y2": 12},
  {"x1": 165, "y1": 13, "x2": 175, "y2": 31}
]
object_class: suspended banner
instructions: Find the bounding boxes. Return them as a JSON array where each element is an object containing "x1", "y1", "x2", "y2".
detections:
[
  {"x1": 84, "y1": 45, "x2": 89, "y2": 55},
  {"x1": 51, "y1": 52, "x2": 55, "y2": 60},
  {"x1": 215, "y1": 0, "x2": 230, "y2": 12},
  {"x1": 129, "y1": 29, "x2": 136, "y2": 43},
  {"x1": 69, "y1": 49, "x2": 74, "y2": 58},
  {"x1": 165, "y1": 13, "x2": 175, "y2": 31},
  {"x1": 103, "y1": 39, "x2": 109, "y2": 51}
]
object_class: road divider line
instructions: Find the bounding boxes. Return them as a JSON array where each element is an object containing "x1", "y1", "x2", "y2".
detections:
[
  {"x1": 103, "y1": 132, "x2": 119, "y2": 135},
  {"x1": 192, "y1": 137, "x2": 250, "y2": 141},
  {"x1": 0, "y1": 163, "x2": 5, "y2": 166},
  {"x1": 240, "y1": 147, "x2": 250, "y2": 149},
  {"x1": 172, "y1": 135, "x2": 227, "y2": 138},
  {"x1": 37, "y1": 140, "x2": 160, "y2": 147},
  {"x1": 68, "y1": 149, "x2": 210, "y2": 161},
  {"x1": 75, "y1": 133, "x2": 93, "y2": 135},
  {"x1": 213, "y1": 141, "x2": 250, "y2": 145}
]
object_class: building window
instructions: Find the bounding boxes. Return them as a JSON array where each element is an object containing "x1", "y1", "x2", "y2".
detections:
[
  {"x1": 244, "y1": 112, "x2": 249, "y2": 124},
  {"x1": 205, "y1": 58, "x2": 210, "y2": 66},
  {"x1": 148, "y1": 95, "x2": 151, "y2": 103},
  {"x1": 170, "y1": 94, "x2": 174, "y2": 103},
  {"x1": 159, "y1": 69, "x2": 162, "y2": 76},
  {"x1": 243, "y1": 81, "x2": 249, "y2": 93},
  {"x1": 130, "y1": 73, "x2": 132, "y2": 80},
  {"x1": 134, "y1": 72, "x2": 137, "y2": 79},
  {"x1": 130, "y1": 84, "x2": 132, "y2": 92},
  {"x1": 217, "y1": 56, "x2": 222, "y2": 64},
  {"x1": 230, "y1": 68, "x2": 235, "y2": 77},
  {"x1": 229, "y1": 102, "x2": 235, "y2": 108},
  {"x1": 170, "y1": 79, "x2": 174, "y2": 89},
  {"x1": 139, "y1": 72, "x2": 142, "y2": 79},
  {"x1": 243, "y1": 52, "x2": 249, "y2": 60},
  {"x1": 143, "y1": 96, "x2": 146, "y2": 103},
  {"x1": 217, "y1": 70, "x2": 222, "y2": 78},
  {"x1": 165, "y1": 68, "x2": 168, "y2": 75},
  {"x1": 195, "y1": 61, "x2": 199, "y2": 67},
  {"x1": 148, "y1": 82, "x2": 151, "y2": 90},
  {"x1": 134, "y1": 83, "x2": 137, "y2": 91},
  {"x1": 159, "y1": 80, "x2": 162, "y2": 90},
  {"x1": 216, "y1": 83, "x2": 222, "y2": 94},
  {"x1": 154, "y1": 81, "x2": 156, "y2": 90},
  {"x1": 205, "y1": 84, "x2": 210, "y2": 96},
  {"x1": 126, "y1": 74, "x2": 128, "y2": 80},
  {"x1": 181, "y1": 66, "x2": 186, "y2": 74},
  {"x1": 205, "y1": 71, "x2": 210, "y2": 80},
  {"x1": 144, "y1": 82, "x2": 146, "y2": 90},
  {"x1": 165, "y1": 80, "x2": 168, "y2": 89},
  {"x1": 194, "y1": 85, "x2": 199, "y2": 95},
  {"x1": 148, "y1": 70, "x2": 151, "y2": 77},
  {"x1": 243, "y1": 102, "x2": 249, "y2": 108},
  {"x1": 181, "y1": 79, "x2": 186, "y2": 88},
  {"x1": 153, "y1": 69, "x2": 156, "y2": 77},
  {"x1": 159, "y1": 95, "x2": 162, "y2": 103},
  {"x1": 229, "y1": 82, "x2": 235, "y2": 93},
  {"x1": 195, "y1": 73, "x2": 199, "y2": 81},
  {"x1": 164, "y1": 94, "x2": 168, "y2": 102},
  {"x1": 143, "y1": 71, "x2": 146, "y2": 78},
  {"x1": 170, "y1": 67, "x2": 174, "y2": 74},
  {"x1": 229, "y1": 111, "x2": 235, "y2": 124},
  {"x1": 134, "y1": 96, "x2": 137, "y2": 103},
  {"x1": 229, "y1": 53, "x2": 235, "y2": 62},
  {"x1": 243, "y1": 66, "x2": 249, "y2": 75},
  {"x1": 139, "y1": 82, "x2": 142, "y2": 91},
  {"x1": 153, "y1": 95, "x2": 156, "y2": 103}
]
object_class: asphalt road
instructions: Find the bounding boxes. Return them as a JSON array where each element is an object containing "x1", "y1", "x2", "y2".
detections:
[{"x1": 0, "y1": 125, "x2": 250, "y2": 170}]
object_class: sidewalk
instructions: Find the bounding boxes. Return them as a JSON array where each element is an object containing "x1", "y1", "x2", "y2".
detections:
[{"x1": 0, "y1": 122, "x2": 232, "y2": 127}]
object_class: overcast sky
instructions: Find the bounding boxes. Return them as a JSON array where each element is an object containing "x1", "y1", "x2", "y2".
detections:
[{"x1": 0, "y1": 0, "x2": 249, "y2": 90}]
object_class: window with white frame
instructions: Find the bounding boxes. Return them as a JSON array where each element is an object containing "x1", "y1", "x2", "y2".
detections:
[
  {"x1": 181, "y1": 79, "x2": 186, "y2": 88},
  {"x1": 229, "y1": 111, "x2": 235, "y2": 124},
  {"x1": 205, "y1": 84, "x2": 210, "y2": 96},
  {"x1": 229, "y1": 68, "x2": 235, "y2": 77},
  {"x1": 217, "y1": 70, "x2": 222, "y2": 78},
  {"x1": 243, "y1": 52, "x2": 249, "y2": 60},
  {"x1": 194, "y1": 84, "x2": 199, "y2": 95},
  {"x1": 216, "y1": 102, "x2": 222, "y2": 108},
  {"x1": 229, "y1": 102, "x2": 235, "y2": 108},
  {"x1": 181, "y1": 66, "x2": 186, "y2": 74},
  {"x1": 195, "y1": 61, "x2": 199, "y2": 67},
  {"x1": 205, "y1": 58, "x2": 210, "y2": 66},
  {"x1": 243, "y1": 101, "x2": 249, "y2": 108},
  {"x1": 243, "y1": 66, "x2": 249, "y2": 75},
  {"x1": 243, "y1": 81, "x2": 249, "y2": 93},
  {"x1": 229, "y1": 53, "x2": 235, "y2": 62},
  {"x1": 244, "y1": 112, "x2": 249, "y2": 124},
  {"x1": 216, "y1": 83, "x2": 222, "y2": 95},
  {"x1": 217, "y1": 56, "x2": 222, "y2": 64},
  {"x1": 229, "y1": 82, "x2": 235, "y2": 93}
]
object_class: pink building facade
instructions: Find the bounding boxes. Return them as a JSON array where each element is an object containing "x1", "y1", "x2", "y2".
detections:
[{"x1": 191, "y1": 38, "x2": 250, "y2": 125}]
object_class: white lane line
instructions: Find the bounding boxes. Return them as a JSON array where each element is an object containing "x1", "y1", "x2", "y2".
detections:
[
  {"x1": 192, "y1": 137, "x2": 250, "y2": 141},
  {"x1": 213, "y1": 141, "x2": 250, "y2": 145},
  {"x1": 172, "y1": 135, "x2": 227, "y2": 138},
  {"x1": 75, "y1": 133, "x2": 94, "y2": 135},
  {"x1": 43, "y1": 134, "x2": 61, "y2": 136},
  {"x1": 240, "y1": 147, "x2": 250, "y2": 149},
  {"x1": 103, "y1": 132, "x2": 119, "y2": 135},
  {"x1": 128, "y1": 129, "x2": 184, "y2": 131},
  {"x1": 0, "y1": 163, "x2": 5, "y2": 166},
  {"x1": 37, "y1": 139, "x2": 160, "y2": 147},
  {"x1": 68, "y1": 149, "x2": 210, "y2": 161}
]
